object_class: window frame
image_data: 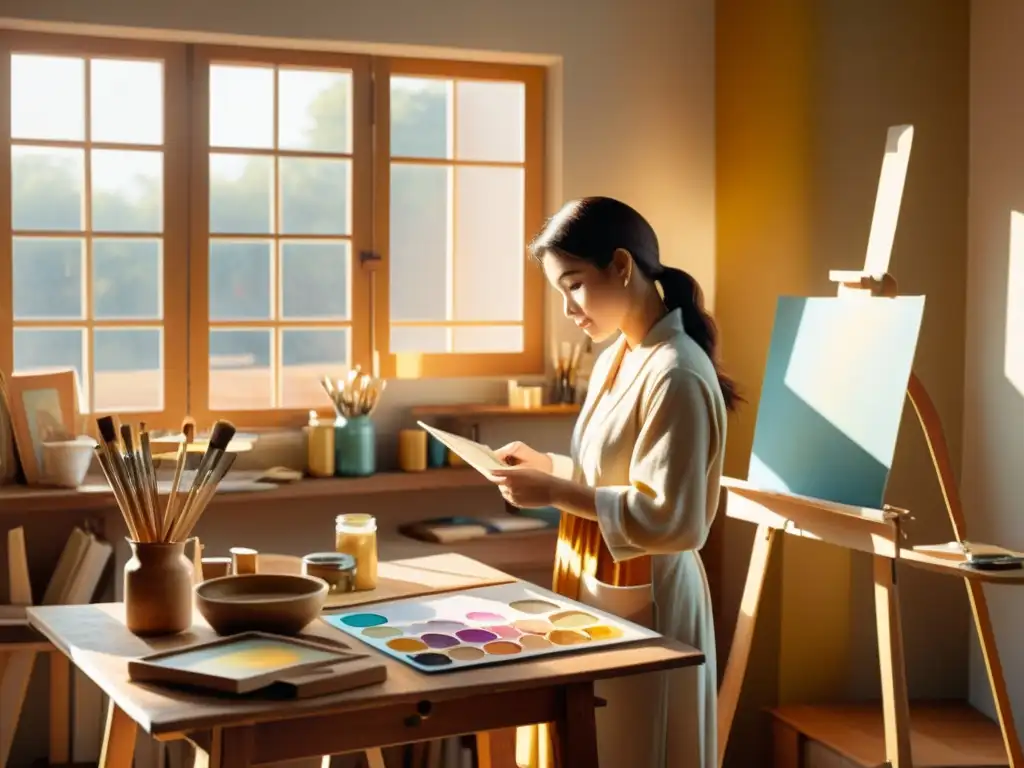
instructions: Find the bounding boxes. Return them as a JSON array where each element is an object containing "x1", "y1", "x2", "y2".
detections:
[
  {"x1": 0, "y1": 30, "x2": 190, "y2": 429},
  {"x1": 1, "y1": 32, "x2": 548, "y2": 432},
  {"x1": 371, "y1": 56, "x2": 546, "y2": 381},
  {"x1": 186, "y1": 44, "x2": 373, "y2": 429}
]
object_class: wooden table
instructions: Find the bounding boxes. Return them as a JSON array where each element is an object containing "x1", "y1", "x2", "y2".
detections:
[{"x1": 28, "y1": 600, "x2": 702, "y2": 767}]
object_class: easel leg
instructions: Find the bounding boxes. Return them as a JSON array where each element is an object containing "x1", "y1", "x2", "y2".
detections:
[
  {"x1": 873, "y1": 556, "x2": 912, "y2": 767},
  {"x1": 49, "y1": 651, "x2": 71, "y2": 765},
  {"x1": 555, "y1": 682, "x2": 598, "y2": 768},
  {"x1": 99, "y1": 700, "x2": 138, "y2": 768},
  {"x1": 964, "y1": 580, "x2": 1024, "y2": 766},
  {"x1": 718, "y1": 525, "x2": 777, "y2": 767},
  {"x1": 364, "y1": 747, "x2": 386, "y2": 768},
  {"x1": 204, "y1": 727, "x2": 252, "y2": 768}
]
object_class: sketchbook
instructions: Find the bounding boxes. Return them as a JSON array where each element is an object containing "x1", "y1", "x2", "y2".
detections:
[{"x1": 416, "y1": 422, "x2": 507, "y2": 477}]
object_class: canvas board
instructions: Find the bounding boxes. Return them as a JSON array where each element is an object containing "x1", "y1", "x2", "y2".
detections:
[{"x1": 747, "y1": 295, "x2": 925, "y2": 510}]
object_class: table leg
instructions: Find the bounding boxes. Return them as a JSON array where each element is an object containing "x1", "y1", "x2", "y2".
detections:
[
  {"x1": 364, "y1": 747, "x2": 386, "y2": 768},
  {"x1": 49, "y1": 651, "x2": 71, "y2": 765},
  {"x1": 556, "y1": 682, "x2": 598, "y2": 767},
  {"x1": 477, "y1": 729, "x2": 517, "y2": 768},
  {"x1": 99, "y1": 700, "x2": 137, "y2": 768},
  {"x1": 204, "y1": 727, "x2": 253, "y2": 768}
]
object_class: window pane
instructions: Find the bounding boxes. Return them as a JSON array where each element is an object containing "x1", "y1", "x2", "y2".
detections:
[
  {"x1": 12, "y1": 147, "x2": 85, "y2": 231},
  {"x1": 389, "y1": 163, "x2": 450, "y2": 321},
  {"x1": 280, "y1": 329, "x2": 348, "y2": 408},
  {"x1": 210, "y1": 154, "x2": 273, "y2": 234},
  {"x1": 280, "y1": 241, "x2": 349, "y2": 319},
  {"x1": 93, "y1": 239, "x2": 162, "y2": 320},
  {"x1": 93, "y1": 328, "x2": 163, "y2": 412},
  {"x1": 390, "y1": 326, "x2": 448, "y2": 354},
  {"x1": 91, "y1": 149, "x2": 163, "y2": 233},
  {"x1": 13, "y1": 238, "x2": 84, "y2": 320},
  {"x1": 455, "y1": 80, "x2": 525, "y2": 163},
  {"x1": 209, "y1": 241, "x2": 273, "y2": 321},
  {"x1": 209, "y1": 65, "x2": 274, "y2": 149},
  {"x1": 13, "y1": 329, "x2": 86, "y2": 404},
  {"x1": 391, "y1": 77, "x2": 451, "y2": 159},
  {"x1": 454, "y1": 166, "x2": 524, "y2": 322},
  {"x1": 453, "y1": 325, "x2": 523, "y2": 353},
  {"x1": 209, "y1": 330, "x2": 273, "y2": 410},
  {"x1": 278, "y1": 69, "x2": 351, "y2": 154},
  {"x1": 11, "y1": 55, "x2": 84, "y2": 141},
  {"x1": 91, "y1": 58, "x2": 163, "y2": 145},
  {"x1": 280, "y1": 157, "x2": 350, "y2": 235}
]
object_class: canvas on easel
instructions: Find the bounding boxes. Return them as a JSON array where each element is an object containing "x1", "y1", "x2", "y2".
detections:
[{"x1": 716, "y1": 124, "x2": 1024, "y2": 768}]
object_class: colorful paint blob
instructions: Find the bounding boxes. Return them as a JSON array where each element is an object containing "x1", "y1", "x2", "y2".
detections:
[
  {"x1": 425, "y1": 620, "x2": 466, "y2": 632},
  {"x1": 513, "y1": 619, "x2": 555, "y2": 635},
  {"x1": 362, "y1": 626, "x2": 403, "y2": 639},
  {"x1": 486, "y1": 625, "x2": 521, "y2": 639},
  {"x1": 386, "y1": 637, "x2": 429, "y2": 653},
  {"x1": 509, "y1": 599, "x2": 559, "y2": 615},
  {"x1": 518, "y1": 634, "x2": 552, "y2": 650},
  {"x1": 456, "y1": 628, "x2": 498, "y2": 643},
  {"x1": 410, "y1": 652, "x2": 453, "y2": 667},
  {"x1": 447, "y1": 646, "x2": 486, "y2": 661},
  {"x1": 341, "y1": 613, "x2": 388, "y2": 628},
  {"x1": 548, "y1": 629, "x2": 590, "y2": 646},
  {"x1": 549, "y1": 610, "x2": 598, "y2": 629},
  {"x1": 466, "y1": 611, "x2": 506, "y2": 623},
  {"x1": 585, "y1": 624, "x2": 624, "y2": 641},
  {"x1": 421, "y1": 633, "x2": 460, "y2": 649},
  {"x1": 483, "y1": 640, "x2": 522, "y2": 656}
]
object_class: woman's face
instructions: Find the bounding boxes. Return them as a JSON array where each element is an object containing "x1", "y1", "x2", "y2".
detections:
[{"x1": 541, "y1": 249, "x2": 630, "y2": 343}]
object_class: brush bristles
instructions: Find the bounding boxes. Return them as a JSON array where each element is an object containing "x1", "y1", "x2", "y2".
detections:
[
  {"x1": 208, "y1": 420, "x2": 236, "y2": 452},
  {"x1": 97, "y1": 416, "x2": 117, "y2": 444}
]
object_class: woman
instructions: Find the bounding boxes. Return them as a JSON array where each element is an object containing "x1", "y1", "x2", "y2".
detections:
[{"x1": 489, "y1": 197, "x2": 740, "y2": 768}]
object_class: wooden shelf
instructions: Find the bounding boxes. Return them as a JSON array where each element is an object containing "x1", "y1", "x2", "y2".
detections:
[
  {"x1": 411, "y1": 403, "x2": 581, "y2": 418},
  {"x1": 0, "y1": 468, "x2": 491, "y2": 515}
]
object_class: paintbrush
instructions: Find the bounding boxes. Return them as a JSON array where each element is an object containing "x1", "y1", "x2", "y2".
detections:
[
  {"x1": 120, "y1": 423, "x2": 155, "y2": 540},
  {"x1": 176, "y1": 451, "x2": 238, "y2": 540},
  {"x1": 97, "y1": 416, "x2": 147, "y2": 541},
  {"x1": 92, "y1": 444, "x2": 140, "y2": 541},
  {"x1": 162, "y1": 418, "x2": 195, "y2": 541},
  {"x1": 169, "y1": 420, "x2": 236, "y2": 541},
  {"x1": 138, "y1": 422, "x2": 161, "y2": 540}
]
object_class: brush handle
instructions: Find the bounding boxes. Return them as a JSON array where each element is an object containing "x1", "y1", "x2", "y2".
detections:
[
  {"x1": 139, "y1": 433, "x2": 161, "y2": 539},
  {"x1": 105, "y1": 440, "x2": 149, "y2": 541},
  {"x1": 177, "y1": 452, "x2": 237, "y2": 541},
  {"x1": 95, "y1": 446, "x2": 141, "y2": 541},
  {"x1": 163, "y1": 441, "x2": 189, "y2": 542},
  {"x1": 169, "y1": 447, "x2": 222, "y2": 541}
]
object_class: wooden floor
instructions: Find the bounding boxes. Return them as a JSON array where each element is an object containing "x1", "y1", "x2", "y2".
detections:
[{"x1": 770, "y1": 702, "x2": 1009, "y2": 768}]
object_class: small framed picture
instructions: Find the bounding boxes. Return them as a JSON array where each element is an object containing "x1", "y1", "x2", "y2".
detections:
[{"x1": 6, "y1": 370, "x2": 81, "y2": 485}]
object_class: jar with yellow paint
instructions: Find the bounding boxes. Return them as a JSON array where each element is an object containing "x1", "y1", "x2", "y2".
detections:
[{"x1": 335, "y1": 513, "x2": 378, "y2": 591}]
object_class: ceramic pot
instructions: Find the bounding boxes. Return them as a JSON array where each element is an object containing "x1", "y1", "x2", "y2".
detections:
[
  {"x1": 123, "y1": 539, "x2": 193, "y2": 636},
  {"x1": 334, "y1": 415, "x2": 376, "y2": 477}
]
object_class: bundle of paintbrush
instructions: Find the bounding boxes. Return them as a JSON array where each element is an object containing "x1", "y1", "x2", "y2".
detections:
[
  {"x1": 320, "y1": 366, "x2": 386, "y2": 419},
  {"x1": 93, "y1": 416, "x2": 237, "y2": 543}
]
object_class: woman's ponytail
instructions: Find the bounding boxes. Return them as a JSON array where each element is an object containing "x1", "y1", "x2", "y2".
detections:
[{"x1": 657, "y1": 267, "x2": 742, "y2": 411}]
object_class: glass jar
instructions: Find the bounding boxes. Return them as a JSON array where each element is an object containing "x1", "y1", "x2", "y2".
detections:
[
  {"x1": 335, "y1": 513, "x2": 378, "y2": 590},
  {"x1": 334, "y1": 415, "x2": 376, "y2": 477}
]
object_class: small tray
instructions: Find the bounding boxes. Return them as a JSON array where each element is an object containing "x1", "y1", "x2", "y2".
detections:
[{"x1": 127, "y1": 631, "x2": 384, "y2": 695}]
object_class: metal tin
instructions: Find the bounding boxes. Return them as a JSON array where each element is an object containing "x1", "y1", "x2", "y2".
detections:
[{"x1": 301, "y1": 552, "x2": 357, "y2": 594}]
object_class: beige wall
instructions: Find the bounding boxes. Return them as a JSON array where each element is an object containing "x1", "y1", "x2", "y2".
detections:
[
  {"x1": 966, "y1": 0, "x2": 1024, "y2": 724},
  {"x1": 717, "y1": 1, "x2": 970, "y2": 764}
]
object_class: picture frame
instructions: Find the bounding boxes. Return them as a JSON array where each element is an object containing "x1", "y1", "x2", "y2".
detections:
[
  {"x1": 5, "y1": 370, "x2": 81, "y2": 485},
  {"x1": 126, "y1": 631, "x2": 381, "y2": 695}
]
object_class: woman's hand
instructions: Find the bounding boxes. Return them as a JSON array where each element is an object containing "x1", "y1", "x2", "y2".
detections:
[
  {"x1": 489, "y1": 467, "x2": 561, "y2": 509},
  {"x1": 493, "y1": 441, "x2": 553, "y2": 473}
]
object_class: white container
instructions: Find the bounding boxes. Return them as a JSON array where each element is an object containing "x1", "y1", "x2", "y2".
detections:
[{"x1": 41, "y1": 436, "x2": 98, "y2": 488}]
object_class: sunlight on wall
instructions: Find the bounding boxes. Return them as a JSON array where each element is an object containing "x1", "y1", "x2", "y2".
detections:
[{"x1": 1006, "y1": 211, "x2": 1024, "y2": 396}]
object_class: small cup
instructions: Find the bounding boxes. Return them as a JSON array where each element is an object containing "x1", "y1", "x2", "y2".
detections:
[
  {"x1": 398, "y1": 429, "x2": 427, "y2": 472},
  {"x1": 230, "y1": 547, "x2": 258, "y2": 575},
  {"x1": 427, "y1": 434, "x2": 447, "y2": 468}
]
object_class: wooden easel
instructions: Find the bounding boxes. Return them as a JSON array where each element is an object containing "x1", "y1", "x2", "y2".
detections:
[{"x1": 716, "y1": 126, "x2": 1024, "y2": 768}]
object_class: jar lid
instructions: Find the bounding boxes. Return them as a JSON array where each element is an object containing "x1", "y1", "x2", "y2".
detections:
[
  {"x1": 302, "y1": 552, "x2": 356, "y2": 572},
  {"x1": 335, "y1": 513, "x2": 376, "y2": 531}
]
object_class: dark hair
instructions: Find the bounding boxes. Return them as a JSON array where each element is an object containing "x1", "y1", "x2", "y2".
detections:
[{"x1": 529, "y1": 196, "x2": 741, "y2": 411}]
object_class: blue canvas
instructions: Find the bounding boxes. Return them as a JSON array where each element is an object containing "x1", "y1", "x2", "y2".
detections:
[{"x1": 747, "y1": 295, "x2": 925, "y2": 510}]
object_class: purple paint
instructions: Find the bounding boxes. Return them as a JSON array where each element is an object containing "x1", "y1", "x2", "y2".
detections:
[
  {"x1": 456, "y1": 628, "x2": 498, "y2": 643},
  {"x1": 420, "y1": 633, "x2": 460, "y2": 649},
  {"x1": 466, "y1": 611, "x2": 506, "y2": 623}
]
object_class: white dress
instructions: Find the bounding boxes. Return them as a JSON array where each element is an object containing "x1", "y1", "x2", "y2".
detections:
[{"x1": 549, "y1": 309, "x2": 725, "y2": 768}]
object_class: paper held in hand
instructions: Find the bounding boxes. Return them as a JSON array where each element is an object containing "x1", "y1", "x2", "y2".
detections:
[{"x1": 416, "y1": 422, "x2": 507, "y2": 477}]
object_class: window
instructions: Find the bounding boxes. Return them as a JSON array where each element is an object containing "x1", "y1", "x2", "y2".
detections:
[{"x1": 0, "y1": 31, "x2": 545, "y2": 428}]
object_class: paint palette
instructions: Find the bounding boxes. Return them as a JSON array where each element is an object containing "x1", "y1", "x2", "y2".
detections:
[{"x1": 323, "y1": 582, "x2": 660, "y2": 673}]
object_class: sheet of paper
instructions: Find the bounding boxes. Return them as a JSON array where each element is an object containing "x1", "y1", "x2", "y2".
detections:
[{"x1": 416, "y1": 422, "x2": 506, "y2": 477}]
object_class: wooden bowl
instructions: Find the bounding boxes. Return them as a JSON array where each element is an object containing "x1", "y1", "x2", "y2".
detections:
[{"x1": 195, "y1": 574, "x2": 328, "y2": 636}]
